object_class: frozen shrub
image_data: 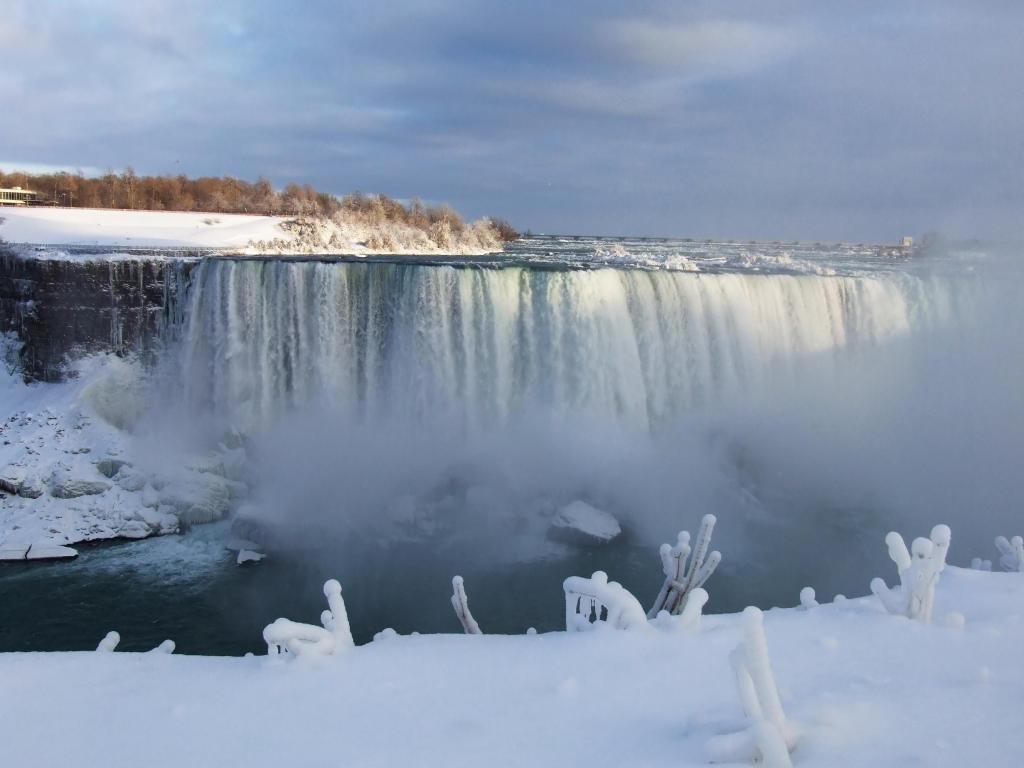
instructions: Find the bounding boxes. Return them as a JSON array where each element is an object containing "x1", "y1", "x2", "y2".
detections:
[
  {"x1": 648, "y1": 514, "x2": 721, "y2": 618},
  {"x1": 563, "y1": 571, "x2": 648, "y2": 632},
  {"x1": 96, "y1": 631, "x2": 120, "y2": 652},
  {"x1": 798, "y1": 587, "x2": 819, "y2": 609},
  {"x1": 263, "y1": 578, "x2": 354, "y2": 658},
  {"x1": 870, "y1": 524, "x2": 951, "y2": 623},
  {"x1": 706, "y1": 607, "x2": 799, "y2": 767},
  {"x1": 450, "y1": 575, "x2": 482, "y2": 635},
  {"x1": 995, "y1": 536, "x2": 1024, "y2": 572}
]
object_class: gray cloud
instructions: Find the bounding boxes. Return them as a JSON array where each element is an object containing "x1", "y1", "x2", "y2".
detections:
[{"x1": 2, "y1": 0, "x2": 1021, "y2": 240}]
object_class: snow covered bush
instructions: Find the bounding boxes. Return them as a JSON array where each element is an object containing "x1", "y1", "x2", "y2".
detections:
[
  {"x1": 450, "y1": 575, "x2": 482, "y2": 635},
  {"x1": 995, "y1": 535, "x2": 1024, "y2": 572},
  {"x1": 707, "y1": 607, "x2": 799, "y2": 768},
  {"x1": 648, "y1": 514, "x2": 721, "y2": 618},
  {"x1": 870, "y1": 524, "x2": 951, "y2": 623},
  {"x1": 971, "y1": 557, "x2": 993, "y2": 571},
  {"x1": 798, "y1": 587, "x2": 819, "y2": 609},
  {"x1": 563, "y1": 571, "x2": 648, "y2": 632},
  {"x1": 263, "y1": 578, "x2": 354, "y2": 658}
]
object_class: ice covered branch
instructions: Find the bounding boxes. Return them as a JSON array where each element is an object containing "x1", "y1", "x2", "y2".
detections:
[
  {"x1": 564, "y1": 571, "x2": 648, "y2": 632},
  {"x1": 263, "y1": 578, "x2": 354, "y2": 658},
  {"x1": 648, "y1": 514, "x2": 721, "y2": 618},
  {"x1": 995, "y1": 535, "x2": 1024, "y2": 573},
  {"x1": 95, "y1": 631, "x2": 174, "y2": 653},
  {"x1": 451, "y1": 575, "x2": 482, "y2": 635},
  {"x1": 870, "y1": 524, "x2": 951, "y2": 623},
  {"x1": 707, "y1": 607, "x2": 799, "y2": 767}
]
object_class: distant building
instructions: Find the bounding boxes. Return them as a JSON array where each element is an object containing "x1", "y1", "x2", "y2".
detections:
[
  {"x1": 900, "y1": 236, "x2": 914, "y2": 249},
  {"x1": 0, "y1": 187, "x2": 41, "y2": 206}
]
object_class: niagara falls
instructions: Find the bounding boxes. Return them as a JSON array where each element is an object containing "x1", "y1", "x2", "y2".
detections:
[{"x1": 2, "y1": 2, "x2": 1023, "y2": 767}]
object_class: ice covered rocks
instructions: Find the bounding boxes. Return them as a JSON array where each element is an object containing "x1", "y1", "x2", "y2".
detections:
[
  {"x1": 237, "y1": 549, "x2": 265, "y2": 565},
  {"x1": 549, "y1": 500, "x2": 622, "y2": 545},
  {"x1": 50, "y1": 469, "x2": 111, "y2": 498},
  {"x1": 0, "y1": 466, "x2": 45, "y2": 498},
  {"x1": 94, "y1": 458, "x2": 131, "y2": 479},
  {"x1": 158, "y1": 471, "x2": 231, "y2": 524}
]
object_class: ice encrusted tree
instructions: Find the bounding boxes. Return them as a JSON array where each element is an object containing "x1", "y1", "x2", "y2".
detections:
[
  {"x1": 995, "y1": 536, "x2": 1024, "y2": 572},
  {"x1": 707, "y1": 607, "x2": 799, "y2": 768},
  {"x1": 648, "y1": 514, "x2": 721, "y2": 618},
  {"x1": 563, "y1": 571, "x2": 649, "y2": 631},
  {"x1": 870, "y1": 524, "x2": 951, "y2": 623},
  {"x1": 263, "y1": 578, "x2": 354, "y2": 658},
  {"x1": 451, "y1": 575, "x2": 482, "y2": 635}
]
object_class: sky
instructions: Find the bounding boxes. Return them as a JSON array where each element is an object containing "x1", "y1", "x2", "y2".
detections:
[{"x1": 2, "y1": 1, "x2": 1022, "y2": 240}]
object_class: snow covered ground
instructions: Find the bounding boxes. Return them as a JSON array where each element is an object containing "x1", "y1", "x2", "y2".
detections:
[
  {"x1": 0, "y1": 565, "x2": 1021, "y2": 767},
  {"x1": 0, "y1": 206, "x2": 291, "y2": 250},
  {"x1": 0, "y1": 206, "x2": 504, "y2": 255}
]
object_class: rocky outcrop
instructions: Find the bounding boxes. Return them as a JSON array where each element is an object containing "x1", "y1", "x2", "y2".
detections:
[{"x1": 0, "y1": 250, "x2": 194, "y2": 381}]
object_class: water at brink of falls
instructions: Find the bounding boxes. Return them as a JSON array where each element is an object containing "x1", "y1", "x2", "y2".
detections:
[
  {"x1": 6, "y1": 236, "x2": 1012, "y2": 655},
  {"x1": 178, "y1": 236, "x2": 962, "y2": 433}
]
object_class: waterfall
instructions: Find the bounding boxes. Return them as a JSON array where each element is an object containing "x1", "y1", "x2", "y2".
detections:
[{"x1": 177, "y1": 259, "x2": 960, "y2": 433}]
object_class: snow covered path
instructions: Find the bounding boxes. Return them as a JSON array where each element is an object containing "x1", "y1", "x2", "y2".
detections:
[{"x1": 1, "y1": 567, "x2": 1021, "y2": 767}]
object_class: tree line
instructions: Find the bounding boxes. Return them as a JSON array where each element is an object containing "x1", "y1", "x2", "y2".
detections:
[{"x1": 0, "y1": 169, "x2": 517, "y2": 240}]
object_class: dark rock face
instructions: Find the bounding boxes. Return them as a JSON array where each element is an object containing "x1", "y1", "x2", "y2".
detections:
[{"x1": 0, "y1": 250, "x2": 195, "y2": 381}]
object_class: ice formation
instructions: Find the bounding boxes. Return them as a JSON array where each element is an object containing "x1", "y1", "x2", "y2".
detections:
[
  {"x1": 798, "y1": 587, "x2": 819, "y2": 609},
  {"x1": 563, "y1": 571, "x2": 648, "y2": 632},
  {"x1": 263, "y1": 579, "x2": 354, "y2": 658},
  {"x1": 550, "y1": 501, "x2": 622, "y2": 545},
  {"x1": 994, "y1": 535, "x2": 1024, "y2": 572},
  {"x1": 450, "y1": 575, "x2": 482, "y2": 635},
  {"x1": 648, "y1": 514, "x2": 721, "y2": 618},
  {"x1": 96, "y1": 631, "x2": 120, "y2": 653},
  {"x1": 706, "y1": 607, "x2": 799, "y2": 768},
  {"x1": 870, "y1": 524, "x2": 951, "y2": 623}
]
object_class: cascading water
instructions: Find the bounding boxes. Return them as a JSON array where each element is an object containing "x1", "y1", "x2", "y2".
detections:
[{"x1": 177, "y1": 258, "x2": 959, "y2": 434}]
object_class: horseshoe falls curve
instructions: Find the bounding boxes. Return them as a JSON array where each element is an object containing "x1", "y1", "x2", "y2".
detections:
[{"x1": 176, "y1": 259, "x2": 960, "y2": 434}]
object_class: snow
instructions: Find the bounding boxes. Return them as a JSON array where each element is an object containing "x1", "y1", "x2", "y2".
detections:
[
  {"x1": 0, "y1": 206, "x2": 291, "y2": 249},
  {"x1": 0, "y1": 206, "x2": 506, "y2": 256},
  {"x1": 0, "y1": 566, "x2": 1022, "y2": 766},
  {"x1": 0, "y1": 348, "x2": 247, "y2": 558}
]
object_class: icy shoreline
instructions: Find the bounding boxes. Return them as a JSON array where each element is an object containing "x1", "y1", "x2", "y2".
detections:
[{"x1": 1, "y1": 566, "x2": 1021, "y2": 767}]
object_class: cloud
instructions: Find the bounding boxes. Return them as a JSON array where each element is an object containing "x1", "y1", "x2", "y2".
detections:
[
  {"x1": 601, "y1": 19, "x2": 804, "y2": 77},
  {"x1": 1, "y1": 0, "x2": 1021, "y2": 240}
]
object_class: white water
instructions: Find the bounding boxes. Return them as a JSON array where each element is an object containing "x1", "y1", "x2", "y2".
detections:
[{"x1": 178, "y1": 259, "x2": 960, "y2": 434}]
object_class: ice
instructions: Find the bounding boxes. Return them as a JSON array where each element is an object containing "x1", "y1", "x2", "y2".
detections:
[{"x1": 550, "y1": 500, "x2": 622, "y2": 545}]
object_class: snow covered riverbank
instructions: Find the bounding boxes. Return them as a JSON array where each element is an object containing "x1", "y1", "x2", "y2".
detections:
[{"x1": 1, "y1": 566, "x2": 1021, "y2": 767}]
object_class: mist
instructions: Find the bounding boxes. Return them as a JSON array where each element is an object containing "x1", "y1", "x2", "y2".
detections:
[{"x1": 161, "y1": 250, "x2": 1021, "y2": 620}]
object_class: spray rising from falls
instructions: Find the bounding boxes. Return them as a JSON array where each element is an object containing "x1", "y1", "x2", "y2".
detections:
[{"x1": 177, "y1": 259, "x2": 962, "y2": 434}]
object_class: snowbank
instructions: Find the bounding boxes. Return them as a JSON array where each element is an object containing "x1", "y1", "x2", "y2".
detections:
[
  {"x1": 0, "y1": 206, "x2": 291, "y2": 249},
  {"x1": 0, "y1": 567, "x2": 1021, "y2": 767}
]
